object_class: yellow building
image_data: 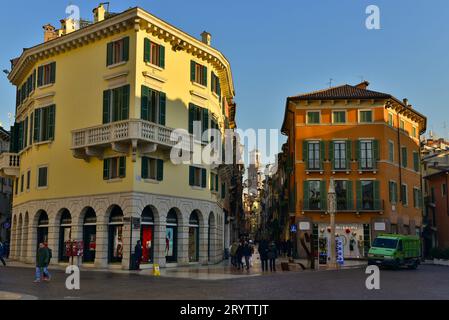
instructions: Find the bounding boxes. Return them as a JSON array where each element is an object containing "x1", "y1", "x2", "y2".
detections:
[{"x1": 1, "y1": 4, "x2": 237, "y2": 269}]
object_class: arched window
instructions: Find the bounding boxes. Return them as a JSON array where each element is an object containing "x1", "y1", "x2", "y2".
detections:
[
  {"x1": 108, "y1": 206, "x2": 124, "y2": 263},
  {"x1": 188, "y1": 211, "x2": 200, "y2": 262},
  {"x1": 165, "y1": 209, "x2": 178, "y2": 263},
  {"x1": 83, "y1": 207, "x2": 97, "y2": 263}
]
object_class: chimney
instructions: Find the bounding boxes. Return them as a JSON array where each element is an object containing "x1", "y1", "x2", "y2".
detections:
[
  {"x1": 93, "y1": 3, "x2": 106, "y2": 23},
  {"x1": 201, "y1": 31, "x2": 211, "y2": 46},
  {"x1": 59, "y1": 18, "x2": 78, "y2": 36},
  {"x1": 43, "y1": 24, "x2": 58, "y2": 42},
  {"x1": 355, "y1": 80, "x2": 370, "y2": 90}
]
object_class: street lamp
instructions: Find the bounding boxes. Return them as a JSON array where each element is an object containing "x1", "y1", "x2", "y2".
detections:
[{"x1": 327, "y1": 178, "x2": 337, "y2": 269}]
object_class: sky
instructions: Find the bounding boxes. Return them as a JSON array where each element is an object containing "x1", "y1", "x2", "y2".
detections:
[{"x1": 1, "y1": 0, "x2": 449, "y2": 166}]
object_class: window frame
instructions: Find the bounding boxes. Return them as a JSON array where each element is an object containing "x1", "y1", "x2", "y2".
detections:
[
  {"x1": 37, "y1": 165, "x2": 49, "y2": 189},
  {"x1": 388, "y1": 140, "x2": 394, "y2": 163},
  {"x1": 307, "y1": 141, "x2": 321, "y2": 170},
  {"x1": 358, "y1": 109, "x2": 373, "y2": 123},
  {"x1": 332, "y1": 110, "x2": 347, "y2": 124},
  {"x1": 333, "y1": 141, "x2": 347, "y2": 170},
  {"x1": 306, "y1": 111, "x2": 321, "y2": 125},
  {"x1": 360, "y1": 140, "x2": 374, "y2": 170},
  {"x1": 401, "y1": 183, "x2": 408, "y2": 206}
]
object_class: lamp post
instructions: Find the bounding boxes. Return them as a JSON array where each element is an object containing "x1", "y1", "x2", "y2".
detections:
[{"x1": 328, "y1": 178, "x2": 337, "y2": 269}]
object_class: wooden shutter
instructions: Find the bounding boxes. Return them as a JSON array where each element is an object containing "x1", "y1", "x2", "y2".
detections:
[
  {"x1": 210, "y1": 173, "x2": 213, "y2": 191},
  {"x1": 47, "y1": 105, "x2": 55, "y2": 140},
  {"x1": 141, "y1": 157, "x2": 148, "y2": 179},
  {"x1": 103, "y1": 159, "x2": 110, "y2": 180},
  {"x1": 190, "y1": 61, "x2": 196, "y2": 82},
  {"x1": 402, "y1": 147, "x2": 408, "y2": 168},
  {"x1": 29, "y1": 112, "x2": 34, "y2": 144},
  {"x1": 347, "y1": 181, "x2": 353, "y2": 210},
  {"x1": 103, "y1": 90, "x2": 111, "y2": 124},
  {"x1": 37, "y1": 66, "x2": 44, "y2": 87},
  {"x1": 159, "y1": 45, "x2": 165, "y2": 68},
  {"x1": 188, "y1": 104, "x2": 195, "y2": 134},
  {"x1": 34, "y1": 109, "x2": 41, "y2": 142},
  {"x1": 356, "y1": 181, "x2": 362, "y2": 210},
  {"x1": 157, "y1": 159, "x2": 164, "y2": 181},
  {"x1": 215, "y1": 174, "x2": 219, "y2": 192},
  {"x1": 320, "y1": 141, "x2": 325, "y2": 170},
  {"x1": 141, "y1": 86, "x2": 149, "y2": 120},
  {"x1": 202, "y1": 108, "x2": 209, "y2": 142},
  {"x1": 203, "y1": 66, "x2": 208, "y2": 86},
  {"x1": 189, "y1": 166, "x2": 194, "y2": 186},
  {"x1": 221, "y1": 183, "x2": 226, "y2": 199},
  {"x1": 329, "y1": 141, "x2": 334, "y2": 170},
  {"x1": 32, "y1": 69, "x2": 36, "y2": 91},
  {"x1": 17, "y1": 122, "x2": 23, "y2": 152},
  {"x1": 389, "y1": 181, "x2": 393, "y2": 203},
  {"x1": 413, "y1": 152, "x2": 419, "y2": 171},
  {"x1": 159, "y1": 92, "x2": 166, "y2": 126},
  {"x1": 119, "y1": 157, "x2": 126, "y2": 178},
  {"x1": 201, "y1": 168, "x2": 207, "y2": 188},
  {"x1": 346, "y1": 140, "x2": 352, "y2": 169},
  {"x1": 355, "y1": 140, "x2": 361, "y2": 170},
  {"x1": 373, "y1": 140, "x2": 380, "y2": 169},
  {"x1": 320, "y1": 180, "x2": 327, "y2": 211},
  {"x1": 144, "y1": 38, "x2": 151, "y2": 63},
  {"x1": 373, "y1": 181, "x2": 380, "y2": 210},
  {"x1": 393, "y1": 182, "x2": 398, "y2": 204},
  {"x1": 303, "y1": 141, "x2": 308, "y2": 170},
  {"x1": 121, "y1": 85, "x2": 130, "y2": 120},
  {"x1": 122, "y1": 37, "x2": 129, "y2": 61},
  {"x1": 50, "y1": 62, "x2": 56, "y2": 83}
]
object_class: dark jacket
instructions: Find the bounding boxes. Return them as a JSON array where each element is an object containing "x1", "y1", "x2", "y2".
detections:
[
  {"x1": 267, "y1": 243, "x2": 278, "y2": 260},
  {"x1": 258, "y1": 240, "x2": 269, "y2": 260},
  {"x1": 0, "y1": 242, "x2": 4, "y2": 257},
  {"x1": 36, "y1": 247, "x2": 50, "y2": 267},
  {"x1": 134, "y1": 244, "x2": 143, "y2": 260},
  {"x1": 236, "y1": 244, "x2": 244, "y2": 258},
  {"x1": 242, "y1": 244, "x2": 252, "y2": 257}
]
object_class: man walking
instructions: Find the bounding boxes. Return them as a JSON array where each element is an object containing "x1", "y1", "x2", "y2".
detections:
[
  {"x1": 35, "y1": 243, "x2": 50, "y2": 283},
  {"x1": 230, "y1": 242, "x2": 239, "y2": 267},
  {"x1": 258, "y1": 238, "x2": 268, "y2": 272},
  {"x1": 268, "y1": 241, "x2": 278, "y2": 272},
  {"x1": 243, "y1": 241, "x2": 252, "y2": 271},
  {"x1": 0, "y1": 240, "x2": 6, "y2": 266},
  {"x1": 134, "y1": 240, "x2": 143, "y2": 270}
]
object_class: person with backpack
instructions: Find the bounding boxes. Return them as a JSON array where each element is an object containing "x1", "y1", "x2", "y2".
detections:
[
  {"x1": 35, "y1": 243, "x2": 51, "y2": 282},
  {"x1": 0, "y1": 240, "x2": 6, "y2": 266}
]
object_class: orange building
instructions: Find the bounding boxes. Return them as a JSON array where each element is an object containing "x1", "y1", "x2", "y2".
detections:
[{"x1": 281, "y1": 81, "x2": 426, "y2": 260}]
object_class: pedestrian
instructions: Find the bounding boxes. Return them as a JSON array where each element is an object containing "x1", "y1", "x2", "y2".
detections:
[
  {"x1": 258, "y1": 238, "x2": 269, "y2": 272},
  {"x1": 230, "y1": 242, "x2": 239, "y2": 267},
  {"x1": 35, "y1": 243, "x2": 51, "y2": 283},
  {"x1": 286, "y1": 239, "x2": 293, "y2": 258},
  {"x1": 243, "y1": 241, "x2": 252, "y2": 270},
  {"x1": 236, "y1": 241, "x2": 244, "y2": 270},
  {"x1": 268, "y1": 241, "x2": 278, "y2": 272},
  {"x1": 0, "y1": 240, "x2": 6, "y2": 266},
  {"x1": 43, "y1": 243, "x2": 52, "y2": 281},
  {"x1": 134, "y1": 240, "x2": 143, "y2": 270}
]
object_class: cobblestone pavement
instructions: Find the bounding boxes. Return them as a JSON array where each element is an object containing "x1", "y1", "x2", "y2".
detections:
[{"x1": 1, "y1": 262, "x2": 449, "y2": 300}]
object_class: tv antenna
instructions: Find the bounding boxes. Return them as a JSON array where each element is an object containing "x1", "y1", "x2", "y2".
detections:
[{"x1": 327, "y1": 78, "x2": 334, "y2": 88}]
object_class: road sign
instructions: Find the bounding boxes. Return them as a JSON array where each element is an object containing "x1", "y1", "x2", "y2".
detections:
[{"x1": 336, "y1": 238, "x2": 344, "y2": 265}]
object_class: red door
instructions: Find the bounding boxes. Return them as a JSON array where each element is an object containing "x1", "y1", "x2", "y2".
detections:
[{"x1": 141, "y1": 225, "x2": 153, "y2": 263}]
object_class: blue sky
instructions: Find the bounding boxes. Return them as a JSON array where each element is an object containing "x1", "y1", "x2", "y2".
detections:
[{"x1": 1, "y1": 0, "x2": 448, "y2": 164}]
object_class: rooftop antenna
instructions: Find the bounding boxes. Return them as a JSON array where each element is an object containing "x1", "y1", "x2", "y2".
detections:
[{"x1": 327, "y1": 78, "x2": 334, "y2": 88}]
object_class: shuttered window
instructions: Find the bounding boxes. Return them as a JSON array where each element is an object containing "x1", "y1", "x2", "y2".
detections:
[
  {"x1": 401, "y1": 147, "x2": 408, "y2": 168},
  {"x1": 103, "y1": 85, "x2": 130, "y2": 124},
  {"x1": 330, "y1": 141, "x2": 347, "y2": 170},
  {"x1": 306, "y1": 111, "x2": 320, "y2": 124},
  {"x1": 303, "y1": 180, "x2": 326, "y2": 211},
  {"x1": 413, "y1": 151, "x2": 419, "y2": 172},
  {"x1": 188, "y1": 103, "x2": 209, "y2": 142},
  {"x1": 37, "y1": 63, "x2": 56, "y2": 87},
  {"x1": 356, "y1": 140, "x2": 379, "y2": 170},
  {"x1": 189, "y1": 166, "x2": 207, "y2": 188},
  {"x1": 107, "y1": 37, "x2": 129, "y2": 66},
  {"x1": 413, "y1": 188, "x2": 422, "y2": 208},
  {"x1": 357, "y1": 180, "x2": 380, "y2": 211},
  {"x1": 389, "y1": 181, "x2": 398, "y2": 204},
  {"x1": 332, "y1": 111, "x2": 346, "y2": 124},
  {"x1": 144, "y1": 38, "x2": 165, "y2": 68},
  {"x1": 401, "y1": 184, "x2": 408, "y2": 205},
  {"x1": 359, "y1": 110, "x2": 373, "y2": 123},
  {"x1": 38, "y1": 166, "x2": 48, "y2": 188},
  {"x1": 33, "y1": 105, "x2": 56, "y2": 142},
  {"x1": 210, "y1": 172, "x2": 219, "y2": 192},
  {"x1": 141, "y1": 85, "x2": 166, "y2": 125},
  {"x1": 103, "y1": 157, "x2": 126, "y2": 180},
  {"x1": 141, "y1": 157, "x2": 164, "y2": 181},
  {"x1": 211, "y1": 72, "x2": 221, "y2": 97},
  {"x1": 190, "y1": 61, "x2": 207, "y2": 86},
  {"x1": 304, "y1": 141, "x2": 322, "y2": 170}
]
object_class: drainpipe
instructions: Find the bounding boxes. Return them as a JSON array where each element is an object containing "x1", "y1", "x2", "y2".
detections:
[{"x1": 287, "y1": 106, "x2": 297, "y2": 258}]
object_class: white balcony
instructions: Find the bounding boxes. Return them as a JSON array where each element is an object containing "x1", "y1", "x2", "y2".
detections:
[
  {"x1": 0, "y1": 153, "x2": 20, "y2": 178},
  {"x1": 71, "y1": 119, "x2": 193, "y2": 161}
]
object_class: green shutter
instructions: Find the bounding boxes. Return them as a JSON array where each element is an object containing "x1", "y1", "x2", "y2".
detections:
[
  {"x1": 34, "y1": 109, "x2": 41, "y2": 142},
  {"x1": 107, "y1": 42, "x2": 113, "y2": 66},
  {"x1": 159, "y1": 45, "x2": 165, "y2": 68},
  {"x1": 329, "y1": 141, "x2": 334, "y2": 170},
  {"x1": 303, "y1": 140, "x2": 308, "y2": 167},
  {"x1": 47, "y1": 105, "x2": 55, "y2": 140},
  {"x1": 201, "y1": 168, "x2": 207, "y2": 188},
  {"x1": 32, "y1": 69, "x2": 36, "y2": 91},
  {"x1": 17, "y1": 122, "x2": 23, "y2": 152},
  {"x1": 303, "y1": 181, "x2": 309, "y2": 210},
  {"x1": 188, "y1": 104, "x2": 195, "y2": 134},
  {"x1": 221, "y1": 183, "x2": 226, "y2": 199},
  {"x1": 29, "y1": 112, "x2": 34, "y2": 145},
  {"x1": 189, "y1": 166, "x2": 194, "y2": 186},
  {"x1": 103, "y1": 90, "x2": 111, "y2": 124},
  {"x1": 157, "y1": 159, "x2": 164, "y2": 181},
  {"x1": 356, "y1": 181, "x2": 362, "y2": 210},
  {"x1": 119, "y1": 157, "x2": 126, "y2": 178},
  {"x1": 50, "y1": 62, "x2": 56, "y2": 84},
  {"x1": 159, "y1": 92, "x2": 166, "y2": 126},
  {"x1": 202, "y1": 108, "x2": 209, "y2": 142},
  {"x1": 346, "y1": 140, "x2": 352, "y2": 169},
  {"x1": 141, "y1": 157, "x2": 148, "y2": 179},
  {"x1": 203, "y1": 66, "x2": 208, "y2": 86},
  {"x1": 103, "y1": 159, "x2": 110, "y2": 180},
  {"x1": 320, "y1": 141, "x2": 325, "y2": 170},
  {"x1": 144, "y1": 38, "x2": 151, "y2": 63},
  {"x1": 141, "y1": 86, "x2": 148, "y2": 120},
  {"x1": 355, "y1": 140, "x2": 361, "y2": 169},
  {"x1": 374, "y1": 181, "x2": 380, "y2": 210},
  {"x1": 210, "y1": 173, "x2": 213, "y2": 191},
  {"x1": 402, "y1": 148, "x2": 408, "y2": 168},
  {"x1": 373, "y1": 140, "x2": 380, "y2": 169},
  {"x1": 215, "y1": 174, "x2": 219, "y2": 192},
  {"x1": 393, "y1": 182, "x2": 398, "y2": 204},
  {"x1": 37, "y1": 66, "x2": 43, "y2": 87},
  {"x1": 121, "y1": 85, "x2": 130, "y2": 120},
  {"x1": 123, "y1": 37, "x2": 129, "y2": 61},
  {"x1": 320, "y1": 180, "x2": 327, "y2": 211},
  {"x1": 413, "y1": 152, "x2": 419, "y2": 172},
  {"x1": 190, "y1": 61, "x2": 196, "y2": 82},
  {"x1": 347, "y1": 181, "x2": 353, "y2": 210}
]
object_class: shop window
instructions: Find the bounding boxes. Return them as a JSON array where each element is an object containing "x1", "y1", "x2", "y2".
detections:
[
  {"x1": 83, "y1": 208, "x2": 97, "y2": 263},
  {"x1": 166, "y1": 209, "x2": 178, "y2": 263},
  {"x1": 108, "y1": 207, "x2": 124, "y2": 263}
]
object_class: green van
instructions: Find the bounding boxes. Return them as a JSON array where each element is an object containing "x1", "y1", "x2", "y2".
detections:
[{"x1": 368, "y1": 234, "x2": 421, "y2": 269}]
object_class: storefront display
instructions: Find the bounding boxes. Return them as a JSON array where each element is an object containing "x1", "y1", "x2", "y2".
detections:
[
  {"x1": 83, "y1": 208, "x2": 97, "y2": 263},
  {"x1": 108, "y1": 206, "x2": 124, "y2": 263},
  {"x1": 59, "y1": 210, "x2": 72, "y2": 262},
  {"x1": 188, "y1": 212, "x2": 199, "y2": 262},
  {"x1": 318, "y1": 223, "x2": 368, "y2": 259},
  {"x1": 141, "y1": 225, "x2": 153, "y2": 263},
  {"x1": 166, "y1": 209, "x2": 178, "y2": 262}
]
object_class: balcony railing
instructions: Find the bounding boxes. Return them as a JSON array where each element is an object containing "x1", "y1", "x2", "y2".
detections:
[
  {"x1": 71, "y1": 119, "x2": 193, "y2": 160},
  {"x1": 0, "y1": 152, "x2": 20, "y2": 178},
  {"x1": 300, "y1": 199, "x2": 384, "y2": 213}
]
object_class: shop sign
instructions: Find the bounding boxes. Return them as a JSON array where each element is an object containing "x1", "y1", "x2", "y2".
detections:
[
  {"x1": 374, "y1": 222, "x2": 386, "y2": 231},
  {"x1": 299, "y1": 222, "x2": 311, "y2": 231},
  {"x1": 290, "y1": 224, "x2": 297, "y2": 233}
]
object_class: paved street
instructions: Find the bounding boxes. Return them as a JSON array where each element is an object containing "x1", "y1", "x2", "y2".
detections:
[{"x1": 1, "y1": 262, "x2": 449, "y2": 300}]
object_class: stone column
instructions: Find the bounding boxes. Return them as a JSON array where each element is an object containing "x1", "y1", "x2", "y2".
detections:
[
  {"x1": 20, "y1": 226, "x2": 28, "y2": 262},
  {"x1": 153, "y1": 220, "x2": 166, "y2": 268},
  {"x1": 10, "y1": 221, "x2": 16, "y2": 260},
  {"x1": 94, "y1": 216, "x2": 108, "y2": 269},
  {"x1": 26, "y1": 223, "x2": 37, "y2": 264},
  {"x1": 199, "y1": 225, "x2": 209, "y2": 265},
  {"x1": 121, "y1": 215, "x2": 141, "y2": 270},
  {"x1": 177, "y1": 224, "x2": 189, "y2": 265},
  {"x1": 70, "y1": 223, "x2": 83, "y2": 267},
  {"x1": 209, "y1": 224, "x2": 219, "y2": 263},
  {"x1": 47, "y1": 223, "x2": 59, "y2": 266}
]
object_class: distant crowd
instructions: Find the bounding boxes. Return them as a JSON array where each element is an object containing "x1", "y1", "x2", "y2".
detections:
[{"x1": 229, "y1": 238, "x2": 281, "y2": 272}]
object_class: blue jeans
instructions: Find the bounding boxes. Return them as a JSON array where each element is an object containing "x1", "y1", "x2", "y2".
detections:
[{"x1": 35, "y1": 267, "x2": 51, "y2": 280}]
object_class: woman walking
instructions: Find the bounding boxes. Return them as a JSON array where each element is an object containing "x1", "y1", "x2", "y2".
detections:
[{"x1": 267, "y1": 241, "x2": 278, "y2": 272}]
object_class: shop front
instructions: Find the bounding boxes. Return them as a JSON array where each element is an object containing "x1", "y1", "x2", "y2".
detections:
[
  {"x1": 165, "y1": 209, "x2": 178, "y2": 263},
  {"x1": 37, "y1": 211, "x2": 49, "y2": 247},
  {"x1": 141, "y1": 206, "x2": 154, "y2": 264},
  {"x1": 108, "y1": 206, "x2": 124, "y2": 264},
  {"x1": 83, "y1": 208, "x2": 97, "y2": 263},
  {"x1": 188, "y1": 211, "x2": 200, "y2": 263},
  {"x1": 58, "y1": 209, "x2": 72, "y2": 262}
]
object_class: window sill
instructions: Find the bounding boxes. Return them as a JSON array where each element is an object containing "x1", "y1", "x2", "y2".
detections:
[
  {"x1": 143, "y1": 178, "x2": 160, "y2": 184},
  {"x1": 107, "y1": 61, "x2": 127, "y2": 69},
  {"x1": 34, "y1": 140, "x2": 54, "y2": 148},
  {"x1": 212, "y1": 91, "x2": 219, "y2": 99},
  {"x1": 105, "y1": 178, "x2": 123, "y2": 183},
  {"x1": 38, "y1": 83, "x2": 54, "y2": 90},
  {"x1": 306, "y1": 170, "x2": 324, "y2": 175},
  {"x1": 145, "y1": 62, "x2": 164, "y2": 71},
  {"x1": 191, "y1": 81, "x2": 207, "y2": 90},
  {"x1": 37, "y1": 186, "x2": 48, "y2": 190},
  {"x1": 191, "y1": 186, "x2": 205, "y2": 191}
]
